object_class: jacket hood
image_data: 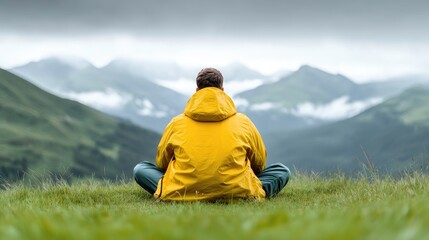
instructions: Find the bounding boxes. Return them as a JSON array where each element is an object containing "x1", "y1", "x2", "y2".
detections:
[{"x1": 184, "y1": 87, "x2": 237, "y2": 122}]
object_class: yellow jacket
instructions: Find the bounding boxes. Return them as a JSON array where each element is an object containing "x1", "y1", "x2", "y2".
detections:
[{"x1": 154, "y1": 87, "x2": 266, "y2": 200}]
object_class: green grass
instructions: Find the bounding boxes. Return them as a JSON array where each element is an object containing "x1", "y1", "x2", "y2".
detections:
[{"x1": 1, "y1": 173, "x2": 429, "y2": 240}]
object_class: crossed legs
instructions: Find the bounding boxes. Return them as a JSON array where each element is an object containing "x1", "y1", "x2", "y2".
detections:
[{"x1": 133, "y1": 161, "x2": 290, "y2": 198}]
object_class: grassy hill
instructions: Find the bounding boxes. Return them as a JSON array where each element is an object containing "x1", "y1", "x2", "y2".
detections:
[
  {"x1": 266, "y1": 87, "x2": 429, "y2": 174},
  {"x1": 0, "y1": 68, "x2": 160, "y2": 182},
  {"x1": 1, "y1": 174, "x2": 428, "y2": 239}
]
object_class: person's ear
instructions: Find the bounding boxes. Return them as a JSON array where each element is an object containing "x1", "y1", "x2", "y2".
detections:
[
  {"x1": 221, "y1": 87, "x2": 224, "y2": 91},
  {"x1": 196, "y1": 88, "x2": 199, "y2": 92}
]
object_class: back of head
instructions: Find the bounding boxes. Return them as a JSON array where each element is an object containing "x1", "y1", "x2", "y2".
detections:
[{"x1": 196, "y1": 68, "x2": 223, "y2": 89}]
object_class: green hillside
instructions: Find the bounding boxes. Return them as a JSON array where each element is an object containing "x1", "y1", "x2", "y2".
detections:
[
  {"x1": 266, "y1": 87, "x2": 429, "y2": 174},
  {"x1": 0, "y1": 68, "x2": 160, "y2": 182}
]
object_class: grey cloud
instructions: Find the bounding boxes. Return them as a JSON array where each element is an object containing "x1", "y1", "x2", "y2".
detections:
[{"x1": 1, "y1": 0, "x2": 429, "y2": 42}]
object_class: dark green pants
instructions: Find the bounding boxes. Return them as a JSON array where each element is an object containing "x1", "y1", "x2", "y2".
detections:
[{"x1": 133, "y1": 161, "x2": 290, "y2": 198}]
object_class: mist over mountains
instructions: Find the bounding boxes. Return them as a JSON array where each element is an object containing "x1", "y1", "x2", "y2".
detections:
[
  {"x1": 11, "y1": 57, "x2": 429, "y2": 135},
  {"x1": 11, "y1": 57, "x2": 276, "y2": 132},
  {"x1": 236, "y1": 65, "x2": 429, "y2": 133},
  {"x1": 11, "y1": 58, "x2": 188, "y2": 132},
  {"x1": 4, "y1": 57, "x2": 429, "y2": 177}
]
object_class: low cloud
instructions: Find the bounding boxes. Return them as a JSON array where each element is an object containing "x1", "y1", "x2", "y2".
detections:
[
  {"x1": 65, "y1": 88, "x2": 131, "y2": 109},
  {"x1": 250, "y1": 102, "x2": 278, "y2": 111},
  {"x1": 221, "y1": 95, "x2": 383, "y2": 120},
  {"x1": 291, "y1": 96, "x2": 383, "y2": 120},
  {"x1": 1, "y1": 0, "x2": 428, "y2": 44},
  {"x1": 233, "y1": 97, "x2": 250, "y2": 109},
  {"x1": 136, "y1": 98, "x2": 168, "y2": 118}
]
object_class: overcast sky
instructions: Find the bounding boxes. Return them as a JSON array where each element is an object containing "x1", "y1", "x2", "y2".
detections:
[{"x1": 1, "y1": 0, "x2": 428, "y2": 81}]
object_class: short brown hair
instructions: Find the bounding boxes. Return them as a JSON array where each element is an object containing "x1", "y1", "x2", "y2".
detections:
[{"x1": 196, "y1": 68, "x2": 223, "y2": 89}]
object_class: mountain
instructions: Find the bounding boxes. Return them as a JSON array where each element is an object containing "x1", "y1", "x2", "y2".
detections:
[
  {"x1": 13, "y1": 58, "x2": 428, "y2": 135},
  {"x1": 238, "y1": 66, "x2": 429, "y2": 109},
  {"x1": 238, "y1": 65, "x2": 357, "y2": 107},
  {"x1": 10, "y1": 57, "x2": 92, "y2": 92},
  {"x1": 10, "y1": 58, "x2": 274, "y2": 131},
  {"x1": 235, "y1": 66, "x2": 429, "y2": 134},
  {"x1": 0, "y1": 68, "x2": 160, "y2": 182},
  {"x1": 11, "y1": 57, "x2": 189, "y2": 132},
  {"x1": 70, "y1": 62, "x2": 189, "y2": 131},
  {"x1": 265, "y1": 87, "x2": 429, "y2": 175},
  {"x1": 235, "y1": 66, "x2": 367, "y2": 133}
]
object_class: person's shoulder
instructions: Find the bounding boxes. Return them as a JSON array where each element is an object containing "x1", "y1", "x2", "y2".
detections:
[
  {"x1": 173, "y1": 113, "x2": 186, "y2": 121},
  {"x1": 163, "y1": 113, "x2": 185, "y2": 129},
  {"x1": 235, "y1": 112, "x2": 252, "y2": 122},
  {"x1": 234, "y1": 112, "x2": 260, "y2": 131},
  {"x1": 169, "y1": 113, "x2": 186, "y2": 124}
]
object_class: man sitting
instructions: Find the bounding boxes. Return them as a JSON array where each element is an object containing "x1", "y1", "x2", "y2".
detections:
[{"x1": 134, "y1": 68, "x2": 290, "y2": 201}]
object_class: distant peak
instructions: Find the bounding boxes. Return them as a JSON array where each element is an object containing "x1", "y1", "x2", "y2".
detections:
[
  {"x1": 57, "y1": 56, "x2": 92, "y2": 70},
  {"x1": 296, "y1": 65, "x2": 354, "y2": 80},
  {"x1": 297, "y1": 65, "x2": 320, "y2": 72}
]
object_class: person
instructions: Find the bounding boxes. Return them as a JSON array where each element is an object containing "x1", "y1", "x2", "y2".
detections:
[{"x1": 133, "y1": 68, "x2": 290, "y2": 201}]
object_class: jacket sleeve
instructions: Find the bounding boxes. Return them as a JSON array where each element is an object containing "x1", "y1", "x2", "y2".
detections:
[
  {"x1": 156, "y1": 119, "x2": 175, "y2": 172},
  {"x1": 246, "y1": 117, "x2": 267, "y2": 174}
]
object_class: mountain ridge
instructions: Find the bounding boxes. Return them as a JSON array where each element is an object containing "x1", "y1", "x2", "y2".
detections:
[{"x1": 237, "y1": 65, "x2": 357, "y2": 107}]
